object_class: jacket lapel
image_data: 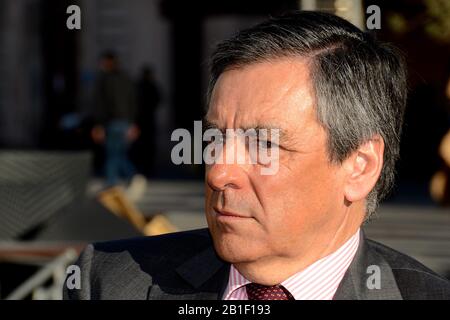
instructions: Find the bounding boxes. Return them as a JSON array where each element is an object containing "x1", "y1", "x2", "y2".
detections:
[
  {"x1": 148, "y1": 245, "x2": 230, "y2": 300},
  {"x1": 333, "y1": 230, "x2": 403, "y2": 300}
]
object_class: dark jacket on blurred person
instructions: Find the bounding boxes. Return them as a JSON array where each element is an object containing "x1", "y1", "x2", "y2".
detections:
[
  {"x1": 63, "y1": 228, "x2": 450, "y2": 300},
  {"x1": 93, "y1": 70, "x2": 137, "y2": 125}
]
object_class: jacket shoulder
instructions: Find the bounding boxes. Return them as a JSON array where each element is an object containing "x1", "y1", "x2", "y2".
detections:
[
  {"x1": 366, "y1": 238, "x2": 450, "y2": 299},
  {"x1": 64, "y1": 228, "x2": 212, "y2": 300}
]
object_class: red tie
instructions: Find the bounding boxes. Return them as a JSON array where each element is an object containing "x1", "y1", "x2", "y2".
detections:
[{"x1": 246, "y1": 283, "x2": 295, "y2": 300}]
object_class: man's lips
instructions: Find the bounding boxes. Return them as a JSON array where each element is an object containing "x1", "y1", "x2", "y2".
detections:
[{"x1": 213, "y1": 207, "x2": 250, "y2": 218}]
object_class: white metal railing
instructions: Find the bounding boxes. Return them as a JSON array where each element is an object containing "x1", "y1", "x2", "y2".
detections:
[{"x1": 5, "y1": 249, "x2": 78, "y2": 300}]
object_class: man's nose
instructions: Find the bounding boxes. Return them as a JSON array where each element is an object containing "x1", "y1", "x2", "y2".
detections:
[{"x1": 206, "y1": 137, "x2": 248, "y2": 191}]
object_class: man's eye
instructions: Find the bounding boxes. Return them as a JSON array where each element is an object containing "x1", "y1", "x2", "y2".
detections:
[{"x1": 258, "y1": 139, "x2": 273, "y2": 149}]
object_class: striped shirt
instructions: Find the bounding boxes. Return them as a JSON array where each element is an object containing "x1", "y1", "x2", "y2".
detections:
[{"x1": 222, "y1": 228, "x2": 360, "y2": 300}]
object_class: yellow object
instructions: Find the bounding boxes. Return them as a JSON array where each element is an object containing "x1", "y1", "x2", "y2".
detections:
[
  {"x1": 97, "y1": 186, "x2": 178, "y2": 236},
  {"x1": 439, "y1": 130, "x2": 450, "y2": 166},
  {"x1": 143, "y1": 214, "x2": 178, "y2": 236},
  {"x1": 430, "y1": 170, "x2": 447, "y2": 203}
]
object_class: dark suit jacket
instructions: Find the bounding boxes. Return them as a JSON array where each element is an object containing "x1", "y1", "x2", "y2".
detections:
[{"x1": 63, "y1": 228, "x2": 450, "y2": 300}]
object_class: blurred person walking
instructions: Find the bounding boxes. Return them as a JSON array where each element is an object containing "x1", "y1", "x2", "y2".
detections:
[{"x1": 91, "y1": 51, "x2": 140, "y2": 187}]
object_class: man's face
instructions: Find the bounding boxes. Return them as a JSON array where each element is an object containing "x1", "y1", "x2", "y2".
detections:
[{"x1": 205, "y1": 58, "x2": 349, "y2": 264}]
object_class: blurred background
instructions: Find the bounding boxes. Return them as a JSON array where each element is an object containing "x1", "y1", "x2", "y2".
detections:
[{"x1": 0, "y1": 0, "x2": 449, "y2": 299}]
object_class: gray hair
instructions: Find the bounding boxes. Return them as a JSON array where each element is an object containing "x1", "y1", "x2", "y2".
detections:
[{"x1": 207, "y1": 11, "x2": 407, "y2": 219}]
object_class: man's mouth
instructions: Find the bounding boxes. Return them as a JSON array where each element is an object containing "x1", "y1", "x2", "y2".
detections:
[{"x1": 213, "y1": 207, "x2": 250, "y2": 219}]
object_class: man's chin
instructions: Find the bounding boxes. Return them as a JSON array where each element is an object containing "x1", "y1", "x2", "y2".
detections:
[{"x1": 211, "y1": 233, "x2": 264, "y2": 264}]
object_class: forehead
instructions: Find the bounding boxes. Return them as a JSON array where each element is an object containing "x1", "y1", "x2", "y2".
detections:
[{"x1": 207, "y1": 58, "x2": 316, "y2": 130}]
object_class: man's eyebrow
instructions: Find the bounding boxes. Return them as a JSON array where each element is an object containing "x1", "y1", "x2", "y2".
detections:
[
  {"x1": 203, "y1": 118, "x2": 288, "y2": 141},
  {"x1": 203, "y1": 118, "x2": 220, "y2": 130}
]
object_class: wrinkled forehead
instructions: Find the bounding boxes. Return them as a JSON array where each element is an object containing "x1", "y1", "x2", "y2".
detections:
[{"x1": 206, "y1": 58, "x2": 317, "y2": 132}]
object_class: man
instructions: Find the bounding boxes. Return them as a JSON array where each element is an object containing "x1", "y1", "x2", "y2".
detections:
[
  {"x1": 91, "y1": 51, "x2": 140, "y2": 186},
  {"x1": 65, "y1": 11, "x2": 450, "y2": 300}
]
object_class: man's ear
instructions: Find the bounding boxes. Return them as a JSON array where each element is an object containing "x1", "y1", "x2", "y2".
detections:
[{"x1": 343, "y1": 135, "x2": 384, "y2": 203}]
